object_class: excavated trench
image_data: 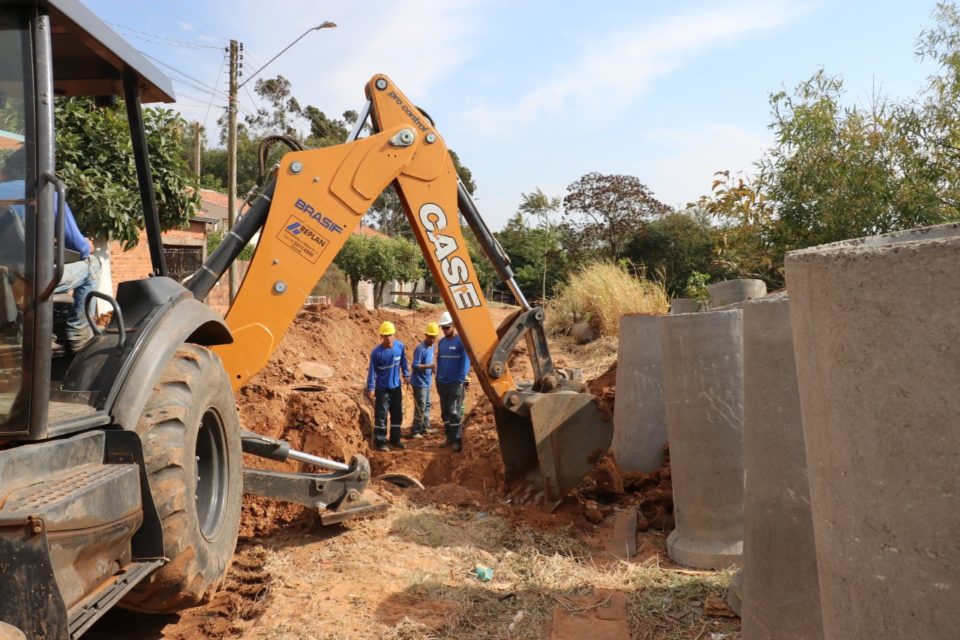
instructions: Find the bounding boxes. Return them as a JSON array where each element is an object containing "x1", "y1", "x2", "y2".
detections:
[{"x1": 87, "y1": 305, "x2": 676, "y2": 639}]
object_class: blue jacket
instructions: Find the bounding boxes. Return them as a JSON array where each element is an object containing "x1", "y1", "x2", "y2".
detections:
[
  {"x1": 436, "y1": 335, "x2": 470, "y2": 384},
  {"x1": 0, "y1": 179, "x2": 90, "y2": 257},
  {"x1": 411, "y1": 341, "x2": 434, "y2": 388},
  {"x1": 366, "y1": 341, "x2": 409, "y2": 391}
]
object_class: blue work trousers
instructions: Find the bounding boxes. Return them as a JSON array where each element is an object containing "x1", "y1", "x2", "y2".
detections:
[
  {"x1": 55, "y1": 255, "x2": 101, "y2": 351},
  {"x1": 374, "y1": 386, "x2": 403, "y2": 445},
  {"x1": 410, "y1": 385, "x2": 430, "y2": 435},
  {"x1": 436, "y1": 381, "x2": 464, "y2": 444}
]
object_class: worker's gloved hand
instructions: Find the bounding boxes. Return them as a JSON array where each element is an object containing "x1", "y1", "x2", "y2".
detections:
[{"x1": 366, "y1": 390, "x2": 375, "y2": 401}]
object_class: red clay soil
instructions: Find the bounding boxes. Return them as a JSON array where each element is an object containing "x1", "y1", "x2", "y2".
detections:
[
  {"x1": 233, "y1": 306, "x2": 673, "y2": 539},
  {"x1": 88, "y1": 306, "x2": 676, "y2": 639}
]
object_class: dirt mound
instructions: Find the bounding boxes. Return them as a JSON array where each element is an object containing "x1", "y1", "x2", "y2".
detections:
[{"x1": 235, "y1": 305, "x2": 510, "y2": 534}]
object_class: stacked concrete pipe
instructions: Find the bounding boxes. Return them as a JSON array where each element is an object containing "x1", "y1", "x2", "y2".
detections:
[
  {"x1": 612, "y1": 314, "x2": 667, "y2": 472},
  {"x1": 786, "y1": 223, "x2": 960, "y2": 640},
  {"x1": 706, "y1": 278, "x2": 767, "y2": 309},
  {"x1": 669, "y1": 298, "x2": 702, "y2": 314},
  {"x1": 740, "y1": 293, "x2": 822, "y2": 639},
  {"x1": 661, "y1": 308, "x2": 744, "y2": 569}
]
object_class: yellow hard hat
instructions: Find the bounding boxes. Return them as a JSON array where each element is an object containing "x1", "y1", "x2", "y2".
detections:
[
  {"x1": 378, "y1": 321, "x2": 397, "y2": 336},
  {"x1": 425, "y1": 321, "x2": 441, "y2": 336}
]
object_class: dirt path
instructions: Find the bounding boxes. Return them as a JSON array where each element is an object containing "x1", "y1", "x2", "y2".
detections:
[{"x1": 86, "y1": 305, "x2": 740, "y2": 639}]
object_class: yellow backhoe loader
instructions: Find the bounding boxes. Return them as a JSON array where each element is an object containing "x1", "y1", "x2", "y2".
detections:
[{"x1": 0, "y1": 2, "x2": 611, "y2": 637}]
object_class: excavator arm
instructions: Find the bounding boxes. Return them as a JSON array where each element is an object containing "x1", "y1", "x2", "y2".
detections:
[{"x1": 188, "y1": 75, "x2": 612, "y2": 502}]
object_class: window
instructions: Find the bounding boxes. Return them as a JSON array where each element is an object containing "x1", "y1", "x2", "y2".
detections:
[{"x1": 164, "y1": 244, "x2": 204, "y2": 285}]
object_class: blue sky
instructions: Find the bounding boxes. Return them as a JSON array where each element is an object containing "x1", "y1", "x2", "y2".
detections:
[{"x1": 87, "y1": 0, "x2": 942, "y2": 230}]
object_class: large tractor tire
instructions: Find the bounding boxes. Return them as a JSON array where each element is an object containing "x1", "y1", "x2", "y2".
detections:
[{"x1": 122, "y1": 344, "x2": 243, "y2": 612}]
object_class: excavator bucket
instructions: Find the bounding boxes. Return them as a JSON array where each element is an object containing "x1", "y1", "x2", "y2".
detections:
[{"x1": 494, "y1": 391, "x2": 612, "y2": 504}]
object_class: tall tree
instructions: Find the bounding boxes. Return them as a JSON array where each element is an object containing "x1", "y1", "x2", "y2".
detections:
[{"x1": 561, "y1": 172, "x2": 671, "y2": 260}]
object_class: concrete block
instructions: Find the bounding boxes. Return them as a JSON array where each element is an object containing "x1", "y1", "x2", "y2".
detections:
[
  {"x1": 613, "y1": 314, "x2": 666, "y2": 472},
  {"x1": 741, "y1": 294, "x2": 823, "y2": 640},
  {"x1": 785, "y1": 222, "x2": 960, "y2": 640},
  {"x1": 661, "y1": 309, "x2": 744, "y2": 569},
  {"x1": 726, "y1": 569, "x2": 743, "y2": 617},
  {"x1": 706, "y1": 279, "x2": 767, "y2": 309},
  {"x1": 669, "y1": 298, "x2": 701, "y2": 314}
]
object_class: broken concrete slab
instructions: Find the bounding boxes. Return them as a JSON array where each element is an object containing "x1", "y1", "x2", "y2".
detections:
[
  {"x1": 661, "y1": 309, "x2": 744, "y2": 570},
  {"x1": 549, "y1": 590, "x2": 630, "y2": 640},
  {"x1": 296, "y1": 360, "x2": 334, "y2": 381},
  {"x1": 613, "y1": 314, "x2": 667, "y2": 472},
  {"x1": 741, "y1": 293, "x2": 823, "y2": 640},
  {"x1": 786, "y1": 222, "x2": 960, "y2": 640},
  {"x1": 607, "y1": 506, "x2": 638, "y2": 559}
]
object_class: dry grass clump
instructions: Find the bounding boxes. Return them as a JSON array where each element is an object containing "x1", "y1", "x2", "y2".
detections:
[{"x1": 546, "y1": 262, "x2": 669, "y2": 337}]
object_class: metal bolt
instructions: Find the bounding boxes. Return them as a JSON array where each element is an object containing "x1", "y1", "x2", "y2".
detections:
[
  {"x1": 272, "y1": 258, "x2": 280, "y2": 265},
  {"x1": 390, "y1": 129, "x2": 415, "y2": 147},
  {"x1": 375, "y1": 78, "x2": 388, "y2": 90},
  {"x1": 273, "y1": 281, "x2": 287, "y2": 294},
  {"x1": 490, "y1": 362, "x2": 505, "y2": 377},
  {"x1": 290, "y1": 161, "x2": 303, "y2": 174},
  {"x1": 29, "y1": 518, "x2": 43, "y2": 534},
  {"x1": 425, "y1": 133, "x2": 437, "y2": 144},
  {"x1": 506, "y1": 393, "x2": 520, "y2": 407},
  {"x1": 534, "y1": 309, "x2": 545, "y2": 322},
  {"x1": 359, "y1": 471, "x2": 369, "y2": 481},
  {"x1": 347, "y1": 490, "x2": 360, "y2": 502}
]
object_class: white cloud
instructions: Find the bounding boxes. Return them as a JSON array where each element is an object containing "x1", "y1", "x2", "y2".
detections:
[
  {"x1": 224, "y1": 0, "x2": 493, "y2": 114},
  {"x1": 177, "y1": 20, "x2": 195, "y2": 32},
  {"x1": 638, "y1": 123, "x2": 772, "y2": 207},
  {"x1": 460, "y1": 0, "x2": 811, "y2": 134}
]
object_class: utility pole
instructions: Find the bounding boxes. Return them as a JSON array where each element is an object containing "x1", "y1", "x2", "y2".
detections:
[
  {"x1": 226, "y1": 39, "x2": 239, "y2": 302},
  {"x1": 193, "y1": 121, "x2": 201, "y2": 178}
]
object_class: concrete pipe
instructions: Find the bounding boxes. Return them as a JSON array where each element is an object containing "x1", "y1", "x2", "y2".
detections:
[
  {"x1": 612, "y1": 314, "x2": 667, "y2": 472},
  {"x1": 669, "y1": 298, "x2": 702, "y2": 314},
  {"x1": 706, "y1": 279, "x2": 767, "y2": 309},
  {"x1": 661, "y1": 308, "x2": 744, "y2": 569},
  {"x1": 786, "y1": 222, "x2": 960, "y2": 640},
  {"x1": 741, "y1": 293, "x2": 823, "y2": 640}
]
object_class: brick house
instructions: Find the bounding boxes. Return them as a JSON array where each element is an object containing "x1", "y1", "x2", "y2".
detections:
[{"x1": 106, "y1": 190, "x2": 420, "y2": 315}]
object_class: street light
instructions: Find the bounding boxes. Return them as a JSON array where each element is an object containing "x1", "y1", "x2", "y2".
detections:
[
  {"x1": 226, "y1": 21, "x2": 337, "y2": 301},
  {"x1": 238, "y1": 22, "x2": 337, "y2": 90}
]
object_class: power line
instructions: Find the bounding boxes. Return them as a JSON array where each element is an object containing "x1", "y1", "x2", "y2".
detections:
[
  {"x1": 203, "y1": 51, "x2": 229, "y2": 130},
  {"x1": 105, "y1": 20, "x2": 225, "y2": 50},
  {"x1": 138, "y1": 50, "x2": 230, "y2": 99}
]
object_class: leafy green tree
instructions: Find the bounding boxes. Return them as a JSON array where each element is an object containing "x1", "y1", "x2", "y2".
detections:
[
  {"x1": 335, "y1": 234, "x2": 370, "y2": 305},
  {"x1": 494, "y1": 189, "x2": 567, "y2": 302},
  {"x1": 624, "y1": 210, "x2": 717, "y2": 296},
  {"x1": 55, "y1": 98, "x2": 200, "y2": 249},
  {"x1": 561, "y1": 172, "x2": 672, "y2": 261}
]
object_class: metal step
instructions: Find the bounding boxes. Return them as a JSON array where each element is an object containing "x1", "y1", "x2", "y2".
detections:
[{"x1": 68, "y1": 559, "x2": 163, "y2": 639}]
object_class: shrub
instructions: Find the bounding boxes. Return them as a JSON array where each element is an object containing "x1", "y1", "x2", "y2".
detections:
[{"x1": 545, "y1": 262, "x2": 668, "y2": 337}]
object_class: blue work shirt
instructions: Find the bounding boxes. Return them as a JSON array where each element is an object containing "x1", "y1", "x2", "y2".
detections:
[
  {"x1": 436, "y1": 335, "x2": 470, "y2": 384},
  {"x1": 410, "y1": 341, "x2": 435, "y2": 388},
  {"x1": 0, "y1": 179, "x2": 90, "y2": 258},
  {"x1": 366, "y1": 341, "x2": 410, "y2": 391}
]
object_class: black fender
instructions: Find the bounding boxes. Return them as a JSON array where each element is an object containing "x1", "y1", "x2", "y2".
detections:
[{"x1": 106, "y1": 295, "x2": 232, "y2": 430}]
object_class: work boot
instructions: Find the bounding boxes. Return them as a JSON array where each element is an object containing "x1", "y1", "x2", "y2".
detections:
[
  {"x1": 390, "y1": 440, "x2": 406, "y2": 450},
  {"x1": 452, "y1": 441, "x2": 462, "y2": 453},
  {"x1": 67, "y1": 325, "x2": 95, "y2": 354},
  {"x1": 411, "y1": 433, "x2": 424, "y2": 440},
  {"x1": 375, "y1": 443, "x2": 389, "y2": 452}
]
